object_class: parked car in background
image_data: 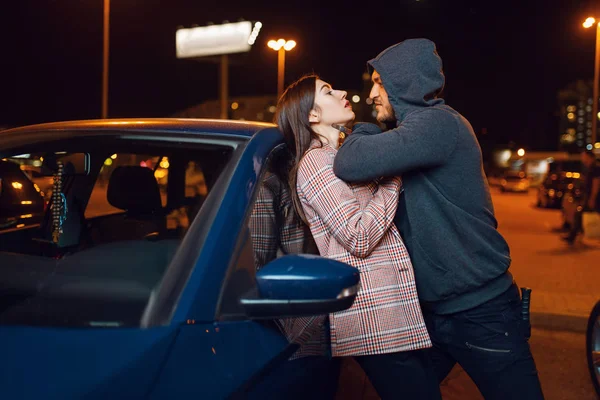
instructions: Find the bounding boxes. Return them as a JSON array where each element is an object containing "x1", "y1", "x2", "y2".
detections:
[
  {"x1": 486, "y1": 168, "x2": 505, "y2": 188},
  {"x1": 500, "y1": 171, "x2": 530, "y2": 193},
  {"x1": 0, "y1": 119, "x2": 360, "y2": 400},
  {"x1": 536, "y1": 172, "x2": 581, "y2": 209}
]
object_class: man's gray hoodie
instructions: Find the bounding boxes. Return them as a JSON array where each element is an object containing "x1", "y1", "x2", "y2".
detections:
[{"x1": 333, "y1": 39, "x2": 513, "y2": 314}]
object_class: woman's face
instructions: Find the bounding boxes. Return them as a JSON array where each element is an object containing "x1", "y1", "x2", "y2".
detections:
[{"x1": 312, "y1": 79, "x2": 355, "y2": 127}]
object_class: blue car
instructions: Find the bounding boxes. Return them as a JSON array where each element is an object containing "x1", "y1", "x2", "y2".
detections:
[{"x1": 0, "y1": 119, "x2": 359, "y2": 399}]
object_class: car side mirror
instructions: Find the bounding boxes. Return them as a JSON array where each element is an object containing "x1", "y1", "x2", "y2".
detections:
[{"x1": 240, "y1": 254, "x2": 360, "y2": 319}]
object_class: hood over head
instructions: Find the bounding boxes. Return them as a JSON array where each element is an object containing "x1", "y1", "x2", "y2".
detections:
[{"x1": 367, "y1": 38, "x2": 445, "y2": 122}]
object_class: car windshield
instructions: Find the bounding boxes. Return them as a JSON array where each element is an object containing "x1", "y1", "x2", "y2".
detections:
[{"x1": 0, "y1": 133, "x2": 241, "y2": 328}]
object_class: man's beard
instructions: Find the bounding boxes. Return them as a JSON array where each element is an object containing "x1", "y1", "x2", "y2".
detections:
[{"x1": 376, "y1": 104, "x2": 396, "y2": 123}]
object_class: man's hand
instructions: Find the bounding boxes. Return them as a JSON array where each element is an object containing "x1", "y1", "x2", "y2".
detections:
[{"x1": 351, "y1": 122, "x2": 383, "y2": 136}]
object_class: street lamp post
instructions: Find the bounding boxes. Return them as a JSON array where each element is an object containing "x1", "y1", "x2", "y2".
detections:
[
  {"x1": 584, "y1": 17, "x2": 600, "y2": 147},
  {"x1": 267, "y1": 39, "x2": 296, "y2": 99},
  {"x1": 220, "y1": 54, "x2": 228, "y2": 119},
  {"x1": 102, "y1": 0, "x2": 110, "y2": 119}
]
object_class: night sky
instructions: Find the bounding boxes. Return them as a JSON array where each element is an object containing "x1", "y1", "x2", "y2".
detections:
[{"x1": 1, "y1": 0, "x2": 599, "y2": 150}]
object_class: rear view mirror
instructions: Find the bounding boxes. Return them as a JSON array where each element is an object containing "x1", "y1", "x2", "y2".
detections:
[
  {"x1": 41, "y1": 153, "x2": 90, "y2": 176},
  {"x1": 241, "y1": 254, "x2": 360, "y2": 319}
]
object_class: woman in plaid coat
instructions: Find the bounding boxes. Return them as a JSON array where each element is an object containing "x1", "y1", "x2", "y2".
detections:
[{"x1": 274, "y1": 74, "x2": 441, "y2": 399}]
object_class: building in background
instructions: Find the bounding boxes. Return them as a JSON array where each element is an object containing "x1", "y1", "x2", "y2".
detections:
[{"x1": 557, "y1": 80, "x2": 600, "y2": 152}]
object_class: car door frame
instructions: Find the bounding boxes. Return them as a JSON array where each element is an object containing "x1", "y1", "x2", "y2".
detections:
[{"x1": 142, "y1": 127, "x2": 284, "y2": 327}]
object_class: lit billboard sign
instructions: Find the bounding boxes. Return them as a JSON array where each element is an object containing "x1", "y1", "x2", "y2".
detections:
[{"x1": 176, "y1": 21, "x2": 262, "y2": 58}]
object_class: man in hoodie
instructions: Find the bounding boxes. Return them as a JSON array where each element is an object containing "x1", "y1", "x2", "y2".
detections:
[{"x1": 333, "y1": 39, "x2": 544, "y2": 399}]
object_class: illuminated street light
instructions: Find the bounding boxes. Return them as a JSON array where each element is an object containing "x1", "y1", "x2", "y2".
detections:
[
  {"x1": 517, "y1": 148, "x2": 525, "y2": 157},
  {"x1": 583, "y1": 16, "x2": 600, "y2": 146},
  {"x1": 267, "y1": 39, "x2": 296, "y2": 99}
]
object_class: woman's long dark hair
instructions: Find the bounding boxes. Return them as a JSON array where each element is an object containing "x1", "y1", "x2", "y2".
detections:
[{"x1": 274, "y1": 74, "x2": 322, "y2": 224}]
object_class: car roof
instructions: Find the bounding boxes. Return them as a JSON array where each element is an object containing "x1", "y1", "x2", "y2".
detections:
[{"x1": 0, "y1": 118, "x2": 278, "y2": 145}]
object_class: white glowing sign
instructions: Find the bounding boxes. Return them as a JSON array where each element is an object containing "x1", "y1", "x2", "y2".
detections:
[{"x1": 176, "y1": 21, "x2": 262, "y2": 58}]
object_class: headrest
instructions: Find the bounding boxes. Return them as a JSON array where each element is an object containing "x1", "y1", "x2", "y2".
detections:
[{"x1": 107, "y1": 166, "x2": 162, "y2": 214}]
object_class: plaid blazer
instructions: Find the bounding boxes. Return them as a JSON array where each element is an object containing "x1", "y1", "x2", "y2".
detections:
[
  {"x1": 297, "y1": 143, "x2": 431, "y2": 357},
  {"x1": 249, "y1": 172, "x2": 328, "y2": 359}
]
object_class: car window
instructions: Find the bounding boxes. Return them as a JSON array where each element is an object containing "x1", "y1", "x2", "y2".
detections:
[
  {"x1": 85, "y1": 154, "x2": 167, "y2": 219},
  {"x1": 0, "y1": 135, "x2": 237, "y2": 328}
]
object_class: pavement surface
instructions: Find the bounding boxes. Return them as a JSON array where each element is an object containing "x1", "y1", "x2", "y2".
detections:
[{"x1": 492, "y1": 189, "x2": 599, "y2": 333}]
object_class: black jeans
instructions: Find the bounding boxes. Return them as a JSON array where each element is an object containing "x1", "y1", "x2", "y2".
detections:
[
  {"x1": 354, "y1": 348, "x2": 442, "y2": 400},
  {"x1": 424, "y1": 284, "x2": 544, "y2": 400}
]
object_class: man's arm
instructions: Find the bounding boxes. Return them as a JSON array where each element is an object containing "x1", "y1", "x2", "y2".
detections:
[{"x1": 334, "y1": 108, "x2": 458, "y2": 182}]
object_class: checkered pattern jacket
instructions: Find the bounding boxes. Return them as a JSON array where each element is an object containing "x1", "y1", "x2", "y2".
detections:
[
  {"x1": 249, "y1": 172, "x2": 329, "y2": 359},
  {"x1": 296, "y1": 143, "x2": 431, "y2": 357}
]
